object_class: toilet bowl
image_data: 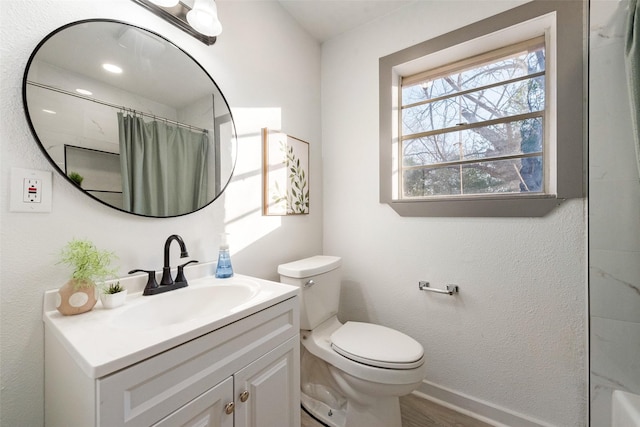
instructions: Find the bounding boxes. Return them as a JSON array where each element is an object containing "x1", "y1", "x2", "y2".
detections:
[{"x1": 278, "y1": 256, "x2": 426, "y2": 427}]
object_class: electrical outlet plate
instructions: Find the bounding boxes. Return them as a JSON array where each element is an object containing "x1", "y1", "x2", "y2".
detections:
[{"x1": 10, "y1": 168, "x2": 52, "y2": 213}]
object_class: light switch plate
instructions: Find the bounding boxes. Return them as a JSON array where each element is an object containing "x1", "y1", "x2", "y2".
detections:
[{"x1": 10, "y1": 168, "x2": 52, "y2": 213}]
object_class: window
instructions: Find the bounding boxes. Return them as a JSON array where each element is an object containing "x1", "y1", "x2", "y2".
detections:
[
  {"x1": 379, "y1": 0, "x2": 585, "y2": 217},
  {"x1": 401, "y1": 38, "x2": 546, "y2": 198}
]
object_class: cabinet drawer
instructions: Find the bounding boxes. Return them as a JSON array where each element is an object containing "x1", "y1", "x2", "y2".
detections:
[{"x1": 98, "y1": 297, "x2": 298, "y2": 427}]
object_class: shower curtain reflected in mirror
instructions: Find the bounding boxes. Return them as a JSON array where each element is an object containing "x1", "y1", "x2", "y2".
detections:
[{"x1": 118, "y1": 112, "x2": 210, "y2": 217}]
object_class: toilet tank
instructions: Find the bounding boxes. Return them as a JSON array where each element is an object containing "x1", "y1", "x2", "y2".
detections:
[{"x1": 278, "y1": 256, "x2": 342, "y2": 330}]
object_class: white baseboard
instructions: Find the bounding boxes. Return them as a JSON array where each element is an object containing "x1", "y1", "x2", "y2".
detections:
[{"x1": 415, "y1": 380, "x2": 556, "y2": 427}]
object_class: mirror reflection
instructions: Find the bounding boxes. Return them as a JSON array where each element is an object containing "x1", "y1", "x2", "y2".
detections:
[{"x1": 23, "y1": 19, "x2": 236, "y2": 217}]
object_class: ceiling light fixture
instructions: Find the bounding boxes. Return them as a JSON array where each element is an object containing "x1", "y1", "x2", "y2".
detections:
[
  {"x1": 75, "y1": 89, "x2": 93, "y2": 96},
  {"x1": 187, "y1": 0, "x2": 222, "y2": 37},
  {"x1": 148, "y1": 0, "x2": 179, "y2": 7},
  {"x1": 129, "y1": 0, "x2": 220, "y2": 45},
  {"x1": 103, "y1": 63, "x2": 123, "y2": 74}
]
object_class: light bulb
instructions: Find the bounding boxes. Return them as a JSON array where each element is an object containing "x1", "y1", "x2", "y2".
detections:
[
  {"x1": 149, "y1": 0, "x2": 179, "y2": 7},
  {"x1": 187, "y1": 0, "x2": 222, "y2": 37}
]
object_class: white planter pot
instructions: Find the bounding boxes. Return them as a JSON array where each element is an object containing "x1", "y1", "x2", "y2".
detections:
[{"x1": 100, "y1": 289, "x2": 127, "y2": 309}]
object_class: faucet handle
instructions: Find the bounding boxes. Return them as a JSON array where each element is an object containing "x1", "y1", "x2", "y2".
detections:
[
  {"x1": 128, "y1": 269, "x2": 160, "y2": 295},
  {"x1": 175, "y1": 260, "x2": 198, "y2": 284}
]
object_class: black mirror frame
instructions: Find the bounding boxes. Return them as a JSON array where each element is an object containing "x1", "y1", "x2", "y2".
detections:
[{"x1": 22, "y1": 19, "x2": 237, "y2": 218}]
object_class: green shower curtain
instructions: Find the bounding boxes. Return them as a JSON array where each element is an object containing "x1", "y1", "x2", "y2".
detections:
[
  {"x1": 626, "y1": 0, "x2": 640, "y2": 179},
  {"x1": 118, "y1": 112, "x2": 210, "y2": 216}
]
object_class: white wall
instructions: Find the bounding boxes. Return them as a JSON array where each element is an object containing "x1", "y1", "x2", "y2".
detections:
[
  {"x1": 321, "y1": 1, "x2": 588, "y2": 426},
  {"x1": 0, "y1": 1, "x2": 322, "y2": 425},
  {"x1": 589, "y1": 1, "x2": 640, "y2": 426}
]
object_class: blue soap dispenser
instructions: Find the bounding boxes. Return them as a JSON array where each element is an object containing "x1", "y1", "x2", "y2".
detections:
[{"x1": 215, "y1": 233, "x2": 234, "y2": 278}]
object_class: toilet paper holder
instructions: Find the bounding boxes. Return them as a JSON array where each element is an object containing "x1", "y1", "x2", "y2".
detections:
[{"x1": 418, "y1": 281, "x2": 459, "y2": 295}]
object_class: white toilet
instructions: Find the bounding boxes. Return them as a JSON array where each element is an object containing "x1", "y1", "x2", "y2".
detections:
[{"x1": 278, "y1": 255, "x2": 426, "y2": 427}]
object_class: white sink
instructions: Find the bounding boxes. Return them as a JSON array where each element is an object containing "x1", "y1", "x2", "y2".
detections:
[
  {"x1": 43, "y1": 271, "x2": 299, "y2": 378},
  {"x1": 112, "y1": 277, "x2": 260, "y2": 330},
  {"x1": 613, "y1": 390, "x2": 640, "y2": 427}
]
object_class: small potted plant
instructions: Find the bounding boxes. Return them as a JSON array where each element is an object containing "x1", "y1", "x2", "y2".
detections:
[
  {"x1": 68, "y1": 171, "x2": 84, "y2": 187},
  {"x1": 56, "y1": 238, "x2": 118, "y2": 315},
  {"x1": 100, "y1": 281, "x2": 127, "y2": 309}
]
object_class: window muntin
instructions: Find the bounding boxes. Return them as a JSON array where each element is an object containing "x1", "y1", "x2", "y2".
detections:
[{"x1": 400, "y1": 37, "x2": 546, "y2": 198}]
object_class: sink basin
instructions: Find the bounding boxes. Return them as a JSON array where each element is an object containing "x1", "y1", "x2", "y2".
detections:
[
  {"x1": 43, "y1": 270, "x2": 299, "y2": 379},
  {"x1": 112, "y1": 277, "x2": 260, "y2": 330}
]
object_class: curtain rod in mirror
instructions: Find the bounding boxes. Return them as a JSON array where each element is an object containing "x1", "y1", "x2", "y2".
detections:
[
  {"x1": 130, "y1": 0, "x2": 220, "y2": 45},
  {"x1": 27, "y1": 81, "x2": 210, "y2": 134}
]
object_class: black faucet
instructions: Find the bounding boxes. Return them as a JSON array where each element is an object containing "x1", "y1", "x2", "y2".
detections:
[
  {"x1": 161, "y1": 234, "x2": 189, "y2": 286},
  {"x1": 129, "y1": 234, "x2": 198, "y2": 296}
]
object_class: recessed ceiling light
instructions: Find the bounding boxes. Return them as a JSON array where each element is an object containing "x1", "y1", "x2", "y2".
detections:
[
  {"x1": 76, "y1": 88, "x2": 93, "y2": 96},
  {"x1": 42, "y1": 109, "x2": 57, "y2": 114},
  {"x1": 103, "y1": 63, "x2": 123, "y2": 74}
]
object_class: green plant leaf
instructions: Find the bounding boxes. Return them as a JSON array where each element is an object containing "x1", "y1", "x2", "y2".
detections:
[{"x1": 59, "y1": 238, "x2": 118, "y2": 285}]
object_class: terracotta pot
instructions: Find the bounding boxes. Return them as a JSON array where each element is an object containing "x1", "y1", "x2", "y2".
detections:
[{"x1": 56, "y1": 279, "x2": 98, "y2": 315}]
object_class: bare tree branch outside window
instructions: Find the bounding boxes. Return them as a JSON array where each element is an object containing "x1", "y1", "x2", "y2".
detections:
[{"x1": 400, "y1": 38, "x2": 545, "y2": 198}]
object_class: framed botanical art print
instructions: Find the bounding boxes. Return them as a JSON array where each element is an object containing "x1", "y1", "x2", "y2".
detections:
[{"x1": 262, "y1": 128, "x2": 309, "y2": 215}]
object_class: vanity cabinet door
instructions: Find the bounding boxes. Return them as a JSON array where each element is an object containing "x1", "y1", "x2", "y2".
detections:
[
  {"x1": 97, "y1": 297, "x2": 297, "y2": 427},
  {"x1": 234, "y1": 336, "x2": 300, "y2": 427},
  {"x1": 152, "y1": 377, "x2": 234, "y2": 427}
]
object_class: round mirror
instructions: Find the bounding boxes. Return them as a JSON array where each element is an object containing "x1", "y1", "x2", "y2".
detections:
[{"x1": 23, "y1": 19, "x2": 236, "y2": 218}]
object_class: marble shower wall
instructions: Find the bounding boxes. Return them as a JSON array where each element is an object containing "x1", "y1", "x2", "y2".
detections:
[{"x1": 589, "y1": 1, "x2": 640, "y2": 426}]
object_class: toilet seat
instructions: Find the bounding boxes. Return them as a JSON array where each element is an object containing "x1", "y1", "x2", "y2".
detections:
[
  {"x1": 302, "y1": 316, "x2": 427, "y2": 385},
  {"x1": 330, "y1": 322, "x2": 424, "y2": 370}
]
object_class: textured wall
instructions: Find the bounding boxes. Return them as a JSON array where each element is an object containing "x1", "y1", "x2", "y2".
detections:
[
  {"x1": 321, "y1": 1, "x2": 588, "y2": 426},
  {"x1": 0, "y1": 1, "x2": 322, "y2": 425}
]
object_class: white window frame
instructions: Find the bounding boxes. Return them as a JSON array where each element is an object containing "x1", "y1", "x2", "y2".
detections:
[{"x1": 379, "y1": 0, "x2": 585, "y2": 217}]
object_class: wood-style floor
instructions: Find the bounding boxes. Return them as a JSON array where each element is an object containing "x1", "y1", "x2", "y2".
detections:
[{"x1": 301, "y1": 393, "x2": 493, "y2": 427}]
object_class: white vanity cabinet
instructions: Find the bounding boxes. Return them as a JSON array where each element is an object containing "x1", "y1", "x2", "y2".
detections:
[
  {"x1": 152, "y1": 377, "x2": 234, "y2": 427},
  {"x1": 45, "y1": 295, "x2": 300, "y2": 427},
  {"x1": 233, "y1": 336, "x2": 299, "y2": 427}
]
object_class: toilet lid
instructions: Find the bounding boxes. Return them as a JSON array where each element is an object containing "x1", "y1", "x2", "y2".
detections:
[{"x1": 330, "y1": 322, "x2": 424, "y2": 370}]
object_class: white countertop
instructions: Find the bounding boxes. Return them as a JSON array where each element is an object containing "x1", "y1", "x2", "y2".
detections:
[{"x1": 43, "y1": 267, "x2": 298, "y2": 379}]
